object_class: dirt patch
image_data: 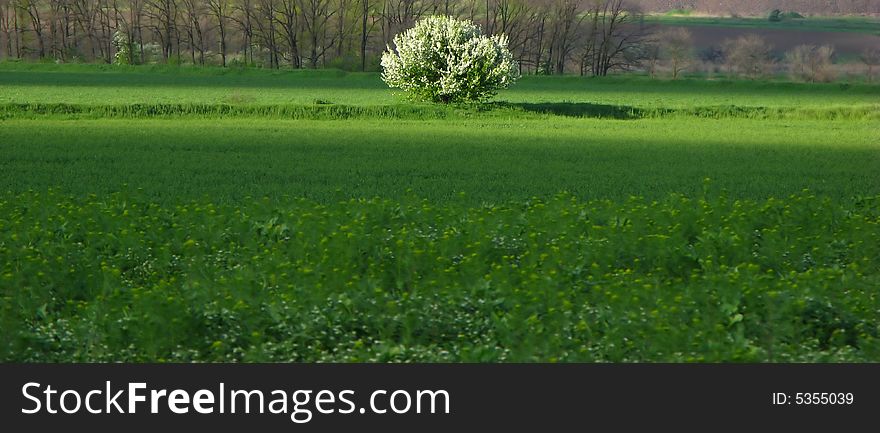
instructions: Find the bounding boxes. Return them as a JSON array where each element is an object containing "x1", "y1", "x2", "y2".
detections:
[{"x1": 661, "y1": 25, "x2": 880, "y2": 57}]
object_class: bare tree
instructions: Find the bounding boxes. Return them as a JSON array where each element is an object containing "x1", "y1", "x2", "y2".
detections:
[
  {"x1": 528, "y1": 2, "x2": 549, "y2": 74},
  {"x1": 207, "y1": 0, "x2": 229, "y2": 66},
  {"x1": 145, "y1": 0, "x2": 178, "y2": 61},
  {"x1": 642, "y1": 40, "x2": 659, "y2": 77},
  {"x1": 786, "y1": 44, "x2": 836, "y2": 83},
  {"x1": 546, "y1": 0, "x2": 581, "y2": 74},
  {"x1": 114, "y1": 0, "x2": 147, "y2": 64},
  {"x1": 276, "y1": 0, "x2": 300, "y2": 67},
  {"x1": 860, "y1": 47, "x2": 880, "y2": 83},
  {"x1": 179, "y1": 0, "x2": 207, "y2": 64},
  {"x1": 298, "y1": 0, "x2": 334, "y2": 68},
  {"x1": 47, "y1": 0, "x2": 64, "y2": 59},
  {"x1": 0, "y1": 0, "x2": 15, "y2": 58},
  {"x1": 582, "y1": 0, "x2": 651, "y2": 76},
  {"x1": 659, "y1": 27, "x2": 691, "y2": 79},
  {"x1": 722, "y1": 34, "x2": 773, "y2": 79},
  {"x1": 498, "y1": 0, "x2": 540, "y2": 74},
  {"x1": 20, "y1": 0, "x2": 47, "y2": 58},
  {"x1": 254, "y1": 0, "x2": 280, "y2": 67},
  {"x1": 359, "y1": 0, "x2": 375, "y2": 70},
  {"x1": 380, "y1": 0, "x2": 428, "y2": 44},
  {"x1": 230, "y1": 0, "x2": 256, "y2": 64},
  {"x1": 97, "y1": 0, "x2": 114, "y2": 63},
  {"x1": 70, "y1": 0, "x2": 98, "y2": 59},
  {"x1": 3, "y1": 0, "x2": 669, "y2": 71}
]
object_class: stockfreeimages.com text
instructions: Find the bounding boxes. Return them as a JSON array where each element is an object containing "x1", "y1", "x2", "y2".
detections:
[{"x1": 22, "y1": 382, "x2": 450, "y2": 423}]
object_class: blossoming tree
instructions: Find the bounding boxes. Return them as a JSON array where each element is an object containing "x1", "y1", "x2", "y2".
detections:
[{"x1": 381, "y1": 16, "x2": 519, "y2": 104}]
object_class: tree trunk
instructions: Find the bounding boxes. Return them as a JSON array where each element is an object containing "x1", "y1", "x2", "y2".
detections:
[
  {"x1": 218, "y1": 11, "x2": 226, "y2": 66},
  {"x1": 360, "y1": 0, "x2": 367, "y2": 71}
]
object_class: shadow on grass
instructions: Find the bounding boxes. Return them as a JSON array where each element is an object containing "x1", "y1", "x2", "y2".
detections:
[{"x1": 493, "y1": 102, "x2": 646, "y2": 119}]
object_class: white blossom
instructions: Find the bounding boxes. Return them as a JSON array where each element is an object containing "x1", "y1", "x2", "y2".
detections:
[{"x1": 381, "y1": 16, "x2": 519, "y2": 104}]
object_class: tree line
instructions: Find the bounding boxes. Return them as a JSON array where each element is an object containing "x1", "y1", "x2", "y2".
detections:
[
  {"x1": 1, "y1": 0, "x2": 878, "y2": 80},
  {"x1": 0, "y1": 0, "x2": 658, "y2": 75},
  {"x1": 648, "y1": 27, "x2": 880, "y2": 82}
]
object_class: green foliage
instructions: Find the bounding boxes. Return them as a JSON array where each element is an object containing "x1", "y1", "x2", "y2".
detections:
[
  {"x1": 768, "y1": 10, "x2": 805, "y2": 22},
  {"x1": 1, "y1": 102, "x2": 877, "y2": 121},
  {"x1": 1, "y1": 191, "x2": 878, "y2": 362},
  {"x1": 665, "y1": 8, "x2": 693, "y2": 16}
]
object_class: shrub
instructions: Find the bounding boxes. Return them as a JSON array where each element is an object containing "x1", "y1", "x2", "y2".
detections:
[
  {"x1": 665, "y1": 8, "x2": 692, "y2": 16},
  {"x1": 659, "y1": 27, "x2": 694, "y2": 79},
  {"x1": 380, "y1": 15, "x2": 519, "y2": 104},
  {"x1": 861, "y1": 47, "x2": 880, "y2": 83},
  {"x1": 786, "y1": 44, "x2": 837, "y2": 83},
  {"x1": 722, "y1": 34, "x2": 774, "y2": 79}
]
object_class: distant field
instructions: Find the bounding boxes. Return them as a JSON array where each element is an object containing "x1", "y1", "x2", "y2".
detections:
[
  {"x1": 645, "y1": 15, "x2": 880, "y2": 58},
  {"x1": 644, "y1": 15, "x2": 880, "y2": 34}
]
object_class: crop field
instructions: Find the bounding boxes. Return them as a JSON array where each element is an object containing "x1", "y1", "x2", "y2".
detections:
[
  {"x1": 1, "y1": 64, "x2": 879, "y2": 362},
  {"x1": 644, "y1": 15, "x2": 880, "y2": 34},
  {"x1": 1, "y1": 118, "x2": 879, "y2": 204},
  {"x1": 2, "y1": 191, "x2": 879, "y2": 362},
  {"x1": 644, "y1": 15, "x2": 880, "y2": 59}
]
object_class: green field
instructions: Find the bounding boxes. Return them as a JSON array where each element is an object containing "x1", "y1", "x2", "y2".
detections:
[
  {"x1": 3, "y1": 191, "x2": 878, "y2": 362},
  {"x1": 2, "y1": 63, "x2": 879, "y2": 109},
  {"x1": 1, "y1": 118, "x2": 878, "y2": 204},
  {"x1": 1, "y1": 64, "x2": 878, "y2": 362},
  {"x1": 644, "y1": 14, "x2": 880, "y2": 34}
]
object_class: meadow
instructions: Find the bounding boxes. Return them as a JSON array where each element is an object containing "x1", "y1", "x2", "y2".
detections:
[
  {"x1": 1, "y1": 64, "x2": 878, "y2": 362},
  {"x1": 1, "y1": 118, "x2": 878, "y2": 204},
  {"x1": 2, "y1": 62, "x2": 880, "y2": 108}
]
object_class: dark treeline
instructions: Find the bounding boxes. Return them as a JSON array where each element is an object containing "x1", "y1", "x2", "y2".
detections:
[
  {"x1": 0, "y1": 0, "x2": 659, "y2": 75},
  {"x1": 1, "y1": 0, "x2": 878, "y2": 78}
]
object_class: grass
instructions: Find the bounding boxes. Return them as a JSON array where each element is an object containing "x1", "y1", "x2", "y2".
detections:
[
  {"x1": 644, "y1": 14, "x2": 880, "y2": 34},
  {"x1": 1, "y1": 118, "x2": 878, "y2": 204},
  {"x1": 3, "y1": 190, "x2": 878, "y2": 362},
  {"x1": 2, "y1": 63, "x2": 879, "y2": 110},
  {"x1": 1, "y1": 63, "x2": 878, "y2": 362}
]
